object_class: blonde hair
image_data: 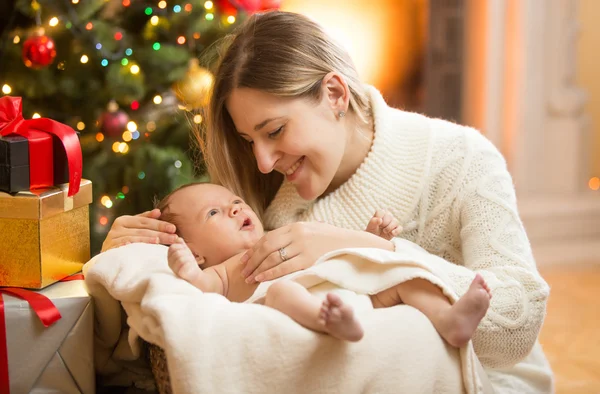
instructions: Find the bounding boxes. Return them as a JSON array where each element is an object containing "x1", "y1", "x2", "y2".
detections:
[{"x1": 198, "y1": 11, "x2": 371, "y2": 219}]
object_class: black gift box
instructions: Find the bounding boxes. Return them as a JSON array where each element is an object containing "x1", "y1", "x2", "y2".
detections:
[{"x1": 0, "y1": 134, "x2": 30, "y2": 193}]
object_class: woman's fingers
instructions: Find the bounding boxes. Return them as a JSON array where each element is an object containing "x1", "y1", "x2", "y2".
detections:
[
  {"x1": 246, "y1": 243, "x2": 299, "y2": 283},
  {"x1": 117, "y1": 229, "x2": 178, "y2": 244},
  {"x1": 241, "y1": 228, "x2": 292, "y2": 279},
  {"x1": 101, "y1": 209, "x2": 179, "y2": 252},
  {"x1": 117, "y1": 214, "x2": 177, "y2": 234},
  {"x1": 255, "y1": 257, "x2": 305, "y2": 282},
  {"x1": 137, "y1": 208, "x2": 162, "y2": 219},
  {"x1": 103, "y1": 230, "x2": 178, "y2": 252}
]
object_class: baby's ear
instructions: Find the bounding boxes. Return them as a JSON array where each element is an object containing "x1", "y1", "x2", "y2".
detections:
[
  {"x1": 195, "y1": 254, "x2": 206, "y2": 267},
  {"x1": 184, "y1": 239, "x2": 206, "y2": 266}
]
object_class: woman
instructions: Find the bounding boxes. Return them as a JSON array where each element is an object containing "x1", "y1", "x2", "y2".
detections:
[{"x1": 103, "y1": 11, "x2": 553, "y2": 392}]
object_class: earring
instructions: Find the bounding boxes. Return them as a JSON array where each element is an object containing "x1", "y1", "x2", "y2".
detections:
[{"x1": 338, "y1": 111, "x2": 346, "y2": 118}]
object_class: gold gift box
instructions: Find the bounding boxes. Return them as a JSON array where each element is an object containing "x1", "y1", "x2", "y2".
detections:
[{"x1": 0, "y1": 179, "x2": 92, "y2": 288}]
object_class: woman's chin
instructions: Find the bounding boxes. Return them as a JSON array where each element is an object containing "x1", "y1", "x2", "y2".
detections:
[{"x1": 294, "y1": 180, "x2": 327, "y2": 201}]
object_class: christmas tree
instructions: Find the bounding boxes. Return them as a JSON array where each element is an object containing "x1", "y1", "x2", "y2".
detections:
[{"x1": 0, "y1": 0, "x2": 281, "y2": 253}]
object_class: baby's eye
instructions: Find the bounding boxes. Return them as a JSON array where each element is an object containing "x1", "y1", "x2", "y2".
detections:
[
  {"x1": 233, "y1": 199, "x2": 243, "y2": 204},
  {"x1": 208, "y1": 209, "x2": 219, "y2": 217}
]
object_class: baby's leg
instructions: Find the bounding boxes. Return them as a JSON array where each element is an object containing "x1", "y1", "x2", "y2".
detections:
[
  {"x1": 265, "y1": 281, "x2": 364, "y2": 342},
  {"x1": 370, "y1": 274, "x2": 491, "y2": 347}
]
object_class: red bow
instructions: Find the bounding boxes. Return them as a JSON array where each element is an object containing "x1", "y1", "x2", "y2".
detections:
[
  {"x1": 0, "y1": 288, "x2": 62, "y2": 393},
  {"x1": 0, "y1": 96, "x2": 82, "y2": 196}
]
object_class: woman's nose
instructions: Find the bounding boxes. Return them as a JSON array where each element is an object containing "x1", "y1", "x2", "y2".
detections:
[{"x1": 253, "y1": 141, "x2": 279, "y2": 174}]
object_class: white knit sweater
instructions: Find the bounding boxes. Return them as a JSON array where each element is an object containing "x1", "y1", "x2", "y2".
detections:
[{"x1": 264, "y1": 87, "x2": 553, "y2": 390}]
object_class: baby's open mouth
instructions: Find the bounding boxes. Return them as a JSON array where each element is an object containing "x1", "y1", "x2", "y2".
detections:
[{"x1": 241, "y1": 218, "x2": 252, "y2": 229}]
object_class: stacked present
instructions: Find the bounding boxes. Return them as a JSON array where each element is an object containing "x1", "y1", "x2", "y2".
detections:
[{"x1": 0, "y1": 96, "x2": 94, "y2": 393}]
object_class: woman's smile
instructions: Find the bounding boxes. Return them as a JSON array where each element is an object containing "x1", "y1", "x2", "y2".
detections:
[{"x1": 284, "y1": 157, "x2": 305, "y2": 181}]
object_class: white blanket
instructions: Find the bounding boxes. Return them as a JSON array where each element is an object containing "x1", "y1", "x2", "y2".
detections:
[{"x1": 84, "y1": 241, "x2": 494, "y2": 394}]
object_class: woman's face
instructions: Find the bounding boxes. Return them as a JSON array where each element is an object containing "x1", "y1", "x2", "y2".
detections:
[{"x1": 226, "y1": 83, "x2": 347, "y2": 200}]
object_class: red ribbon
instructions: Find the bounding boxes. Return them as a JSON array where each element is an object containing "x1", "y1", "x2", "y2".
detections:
[
  {"x1": 60, "y1": 273, "x2": 84, "y2": 282},
  {"x1": 0, "y1": 96, "x2": 82, "y2": 196},
  {"x1": 0, "y1": 288, "x2": 62, "y2": 393}
]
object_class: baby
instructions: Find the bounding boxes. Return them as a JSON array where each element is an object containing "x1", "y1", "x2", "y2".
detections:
[{"x1": 160, "y1": 183, "x2": 491, "y2": 345}]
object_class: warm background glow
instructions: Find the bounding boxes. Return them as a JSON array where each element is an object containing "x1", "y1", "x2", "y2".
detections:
[
  {"x1": 577, "y1": 0, "x2": 600, "y2": 178},
  {"x1": 462, "y1": 0, "x2": 487, "y2": 135},
  {"x1": 281, "y1": 0, "x2": 426, "y2": 101}
]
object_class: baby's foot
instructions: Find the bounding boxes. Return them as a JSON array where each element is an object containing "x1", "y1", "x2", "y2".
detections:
[
  {"x1": 168, "y1": 238, "x2": 203, "y2": 286},
  {"x1": 318, "y1": 292, "x2": 364, "y2": 342},
  {"x1": 438, "y1": 274, "x2": 491, "y2": 347}
]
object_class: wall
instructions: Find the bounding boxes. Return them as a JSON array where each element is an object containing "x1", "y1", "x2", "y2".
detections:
[
  {"x1": 577, "y1": 0, "x2": 600, "y2": 179},
  {"x1": 280, "y1": 0, "x2": 426, "y2": 106}
]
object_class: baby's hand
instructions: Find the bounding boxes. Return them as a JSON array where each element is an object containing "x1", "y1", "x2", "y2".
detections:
[
  {"x1": 365, "y1": 209, "x2": 402, "y2": 241},
  {"x1": 168, "y1": 237, "x2": 203, "y2": 285}
]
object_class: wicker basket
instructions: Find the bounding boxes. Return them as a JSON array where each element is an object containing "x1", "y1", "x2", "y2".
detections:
[{"x1": 145, "y1": 341, "x2": 172, "y2": 394}]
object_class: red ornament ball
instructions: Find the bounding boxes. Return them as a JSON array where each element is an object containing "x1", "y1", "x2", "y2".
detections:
[
  {"x1": 236, "y1": 0, "x2": 261, "y2": 12},
  {"x1": 215, "y1": 0, "x2": 238, "y2": 15},
  {"x1": 221, "y1": 0, "x2": 281, "y2": 14},
  {"x1": 258, "y1": 0, "x2": 281, "y2": 10},
  {"x1": 99, "y1": 101, "x2": 130, "y2": 138},
  {"x1": 22, "y1": 33, "x2": 57, "y2": 69}
]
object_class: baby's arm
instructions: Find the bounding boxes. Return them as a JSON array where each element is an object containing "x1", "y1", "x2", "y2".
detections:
[
  {"x1": 168, "y1": 238, "x2": 225, "y2": 295},
  {"x1": 365, "y1": 209, "x2": 402, "y2": 240}
]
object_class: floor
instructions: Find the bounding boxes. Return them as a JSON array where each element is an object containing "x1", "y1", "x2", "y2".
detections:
[{"x1": 539, "y1": 264, "x2": 600, "y2": 394}]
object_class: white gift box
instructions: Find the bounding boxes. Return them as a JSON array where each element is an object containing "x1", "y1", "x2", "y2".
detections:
[{"x1": 1, "y1": 277, "x2": 94, "y2": 393}]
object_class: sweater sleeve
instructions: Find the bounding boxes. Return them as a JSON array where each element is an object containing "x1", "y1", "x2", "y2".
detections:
[{"x1": 397, "y1": 133, "x2": 550, "y2": 369}]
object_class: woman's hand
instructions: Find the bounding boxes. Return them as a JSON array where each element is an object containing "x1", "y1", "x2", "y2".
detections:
[
  {"x1": 240, "y1": 221, "x2": 395, "y2": 283},
  {"x1": 101, "y1": 208, "x2": 178, "y2": 252}
]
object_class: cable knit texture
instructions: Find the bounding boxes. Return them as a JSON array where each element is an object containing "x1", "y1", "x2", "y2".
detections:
[{"x1": 264, "y1": 87, "x2": 552, "y2": 386}]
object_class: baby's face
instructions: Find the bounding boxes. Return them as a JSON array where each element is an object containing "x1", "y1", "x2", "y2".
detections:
[{"x1": 167, "y1": 184, "x2": 264, "y2": 267}]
